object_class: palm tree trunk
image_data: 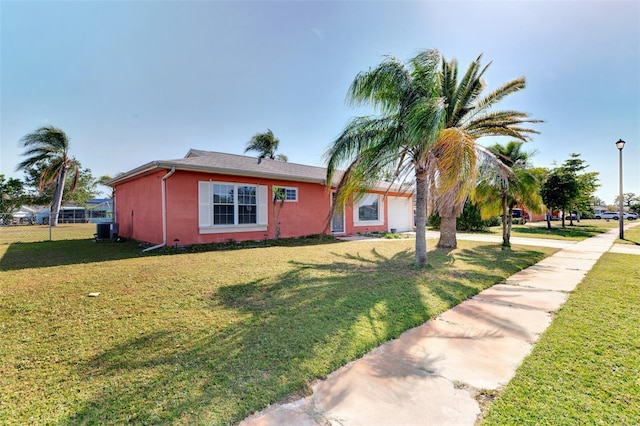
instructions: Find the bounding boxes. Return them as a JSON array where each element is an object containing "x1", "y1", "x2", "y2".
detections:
[
  {"x1": 438, "y1": 215, "x2": 458, "y2": 248},
  {"x1": 50, "y1": 165, "x2": 67, "y2": 227},
  {"x1": 437, "y1": 184, "x2": 463, "y2": 249},
  {"x1": 501, "y1": 194, "x2": 510, "y2": 247},
  {"x1": 506, "y1": 206, "x2": 514, "y2": 248},
  {"x1": 414, "y1": 170, "x2": 428, "y2": 267}
]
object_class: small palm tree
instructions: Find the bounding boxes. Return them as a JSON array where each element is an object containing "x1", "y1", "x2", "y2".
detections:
[
  {"x1": 433, "y1": 55, "x2": 542, "y2": 248},
  {"x1": 475, "y1": 141, "x2": 544, "y2": 247},
  {"x1": 245, "y1": 129, "x2": 288, "y2": 161},
  {"x1": 16, "y1": 126, "x2": 79, "y2": 226}
]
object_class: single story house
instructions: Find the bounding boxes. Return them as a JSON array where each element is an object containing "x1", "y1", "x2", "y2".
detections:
[
  {"x1": 36, "y1": 205, "x2": 87, "y2": 224},
  {"x1": 10, "y1": 205, "x2": 41, "y2": 224},
  {"x1": 106, "y1": 150, "x2": 414, "y2": 247}
]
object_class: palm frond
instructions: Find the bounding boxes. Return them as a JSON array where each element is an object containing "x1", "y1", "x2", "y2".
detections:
[
  {"x1": 473, "y1": 175, "x2": 505, "y2": 219},
  {"x1": 431, "y1": 128, "x2": 478, "y2": 207},
  {"x1": 406, "y1": 96, "x2": 446, "y2": 159},
  {"x1": 410, "y1": 49, "x2": 442, "y2": 97},
  {"x1": 472, "y1": 78, "x2": 526, "y2": 116},
  {"x1": 348, "y1": 55, "x2": 412, "y2": 115},
  {"x1": 465, "y1": 110, "x2": 543, "y2": 141},
  {"x1": 16, "y1": 126, "x2": 70, "y2": 172},
  {"x1": 324, "y1": 115, "x2": 402, "y2": 185},
  {"x1": 448, "y1": 56, "x2": 490, "y2": 127}
]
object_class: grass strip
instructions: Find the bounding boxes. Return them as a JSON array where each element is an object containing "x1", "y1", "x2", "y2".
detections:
[
  {"x1": 487, "y1": 219, "x2": 618, "y2": 241},
  {"x1": 616, "y1": 222, "x2": 640, "y2": 245},
  {"x1": 480, "y1": 252, "x2": 640, "y2": 424},
  {"x1": 0, "y1": 237, "x2": 555, "y2": 425}
]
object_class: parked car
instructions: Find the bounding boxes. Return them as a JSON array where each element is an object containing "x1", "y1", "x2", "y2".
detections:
[
  {"x1": 595, "y1": 212, "x2": 619, "y2": 220},
  {"x1": 565, "y1": 212, "x2": 578, "y2": 220},
  {"x1": 595, "y1": 211, "x2": 637, "y2": 220}
]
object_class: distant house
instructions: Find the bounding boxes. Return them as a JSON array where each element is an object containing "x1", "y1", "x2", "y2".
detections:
[
  {"x1": 11, "y1": 205, "x2": 41, "y2": 224},
  {"x1": 86, "y1": 198, "x2": 114, "y2": 223},
  {"x1": 36, "y1": 205, "x2": 87, "y2": 224},
  {"x1": 106, "y1": 150, "x2": 414, "y2": 247}
]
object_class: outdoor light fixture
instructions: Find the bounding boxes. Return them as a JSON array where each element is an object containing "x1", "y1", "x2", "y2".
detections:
[{"x1": 616, "y1": 139, "x2": 626, "y2": 239}]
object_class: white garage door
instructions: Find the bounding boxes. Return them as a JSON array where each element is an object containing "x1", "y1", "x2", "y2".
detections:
[{"x1": 387, "y1": 196, "x2": 413, "y2": 232}]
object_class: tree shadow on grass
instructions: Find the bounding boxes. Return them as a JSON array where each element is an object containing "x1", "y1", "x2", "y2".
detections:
[
  {"x1": 66, "y1": 244, "x2": 548, "y2": 425},
  {"x1": 0, "y1": 236, "x2": 342, "y2": 271},
  {"x1": 454, "y1": 244, "x2": 549, "y2": 275},
  {"x1": 0, "y1": 239, "x2": 145, "y2": 271}
]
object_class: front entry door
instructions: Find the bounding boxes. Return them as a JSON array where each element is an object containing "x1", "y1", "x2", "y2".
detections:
[{"x1": 331, "y1": 194, "x2": 345, "y2": 234}]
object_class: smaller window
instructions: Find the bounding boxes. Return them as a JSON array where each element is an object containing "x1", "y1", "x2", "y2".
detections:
[
  {"x1": 273, "y1": 186, "x2": 298, "y2": 202},
  {"x1": 358, "y1": 194, "x2": 379, "y2": 221},
  {"x1": 353, "y1": 193, "x2": 384, "y2": 226}
]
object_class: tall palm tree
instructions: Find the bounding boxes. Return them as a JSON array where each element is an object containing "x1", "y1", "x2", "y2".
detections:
[
  {"x1": 475, "y1": 141, "x2": 544, "y2": 247},
  {"x1": 325, "y1": 49, "x2": 447, "y2": 267},
  {"x1": 433, "y1": 55, "x2": 542, "y2": 248},
  {"x1": 16, "y1": 126, "x2": 78, "y2": 226},
  {"x1": 325, "y1": 50, "x2": 540, "y2": 265},
  {"x1": 245, "y1": 129, "x2": 288, "y2": 162}
]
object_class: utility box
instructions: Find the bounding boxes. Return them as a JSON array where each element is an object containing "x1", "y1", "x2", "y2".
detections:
[{"x1": 96, "y1": 222, "x2": 119, "y2": 241}]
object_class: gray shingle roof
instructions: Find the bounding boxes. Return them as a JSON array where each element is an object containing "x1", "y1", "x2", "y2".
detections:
[
  {"x1": 106, "y1": 149, "x2": 338, "y2": 186},
  {"x1": 106, "y1": 149, "x2": 411, "y2": 194}
]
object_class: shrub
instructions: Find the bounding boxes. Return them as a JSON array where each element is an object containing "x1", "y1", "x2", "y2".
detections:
[{"x1": 428, "y1": 200, "x2": 492, "y2": 232}]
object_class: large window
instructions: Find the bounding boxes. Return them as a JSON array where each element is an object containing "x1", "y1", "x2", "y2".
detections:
[
  {"x1": 237, "y1": 186, "x2": 257, "y2": 224},
  {"x1": 213, "y1": 184, "x2": 235, "y2": 225},
  {"x1": 354, "y1": 193, "x2": 384, "y2": 226},
  {"x1": 199, "y1": 181, "x2": 267, "y2": 233}
]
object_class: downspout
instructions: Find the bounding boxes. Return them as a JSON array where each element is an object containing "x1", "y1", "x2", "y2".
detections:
[{"x1": 143, "y1": 167, "x2": 176, "y2": 252}]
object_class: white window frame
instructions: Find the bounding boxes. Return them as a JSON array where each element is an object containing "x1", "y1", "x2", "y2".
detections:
[
  {"x1": 198, "y1": 181, "x2": 268, "y2": 234},
  {"x1": 273, "y1": 186, "x2": 298, "y2": 202},
  {"x1": 353, "y1": 193, "x2": 384, "y2": 227}
]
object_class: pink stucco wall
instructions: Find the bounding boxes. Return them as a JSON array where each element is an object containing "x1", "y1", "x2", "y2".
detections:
[
  {"x1": 113, "y1": 170, "x2": 164, "y2": 244},
  {"x1": 114, "y1": 170, "x2": 333, "y2": 245},
  {"x1": 113, "y1": 168, "x2": 412, "y2": 246}
]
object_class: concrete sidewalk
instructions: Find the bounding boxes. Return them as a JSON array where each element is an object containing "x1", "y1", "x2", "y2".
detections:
[{"x1": 240, "y1": 225, "x2": 638, "y2": 426}]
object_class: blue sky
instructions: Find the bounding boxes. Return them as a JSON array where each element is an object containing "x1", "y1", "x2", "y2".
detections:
[{"x1": 1, "y1": 0, "x2": 638, "y2": 204}]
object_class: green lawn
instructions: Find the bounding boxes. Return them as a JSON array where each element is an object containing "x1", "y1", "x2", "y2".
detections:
[
  {"x1": 487, "y1": 219, "x2": 620, "y2": 241},
  {"x1": 480, "y1": 251, "x2": 640, "y2": 424},
  {"x1": 617, "y1": 221, "x2": 640, "y2": 245},
  {"x1": 0, "y1": 233, "x2": 556, "y2": 425},
  {"x1": 0, "y1": 223, "x2": 96, "y2": 245}
]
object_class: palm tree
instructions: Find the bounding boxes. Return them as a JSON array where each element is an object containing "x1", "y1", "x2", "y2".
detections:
[
  {"x1": 16, "y1": 126, "x2": 78, "y2": 226},
  {"x1": 475, "y1": 141, "x2": 544, "y2": 247},
  {"x1": 325, "y1": 50, "x2": 541, "y2": 265},
  {"x1": 325, "y1": 49, "x2": 447, "y2": 267},
  {"x1": 245, "y1": 129, "x2": 288, "y2": 162},
  {"x1": 433, "y1": 55, "x2": 542, "y2": 248}
]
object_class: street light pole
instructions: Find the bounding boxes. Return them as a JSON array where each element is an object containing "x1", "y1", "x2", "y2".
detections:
[{"x1": 615, "y1": 139, "x2": 626, "y2": 240}]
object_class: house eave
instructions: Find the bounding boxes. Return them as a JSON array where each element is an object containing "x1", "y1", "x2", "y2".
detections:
[
  {"x1": 104, "y1": 162, "x2": 165, "y2": 186},
  {"x1": 105, "y1": 161, "x2": 329, "y2": 187}
]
